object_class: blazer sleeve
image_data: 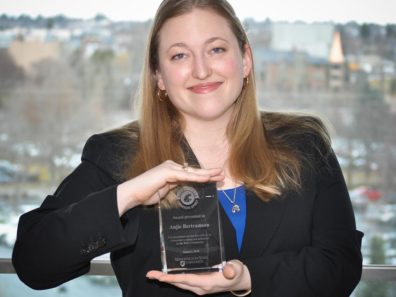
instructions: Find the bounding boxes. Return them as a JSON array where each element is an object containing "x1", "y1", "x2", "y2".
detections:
[
  {"x1": 244, "y1": 148, "x2": 364, "y2": 297},
  {"x1": 12, "y1": 133, "x2": 140, "y2": 290}
]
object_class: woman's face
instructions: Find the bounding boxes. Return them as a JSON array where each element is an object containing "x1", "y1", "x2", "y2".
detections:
[{"x1": 156, "y1": 8, "x2": 252, "y2": 123}]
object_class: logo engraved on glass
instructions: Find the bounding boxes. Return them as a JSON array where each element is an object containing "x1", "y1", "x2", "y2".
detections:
[{"x1": 177, "y1": 186, "x2": 199, "y2": 209}]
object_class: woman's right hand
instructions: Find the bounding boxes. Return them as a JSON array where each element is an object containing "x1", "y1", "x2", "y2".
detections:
[{"x1": 116, "y1": 160, "x2": 224, "y2": 216}]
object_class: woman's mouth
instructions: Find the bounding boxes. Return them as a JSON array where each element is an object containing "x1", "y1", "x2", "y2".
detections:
[{"x1": 188, "y1": 82, "x2": 222, "y2": 94}]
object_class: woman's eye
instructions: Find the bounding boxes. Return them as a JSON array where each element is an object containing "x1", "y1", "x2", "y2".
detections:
[
  {"x1": 171, "y1": 53, "x2": 186, "y2": 60},
  {"x1": 211, "y1": 47, "x2": 225, "y2": 54}
]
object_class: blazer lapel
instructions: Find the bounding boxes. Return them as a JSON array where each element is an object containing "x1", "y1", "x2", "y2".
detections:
[
  {"x1": 180, "y1": 137, "x2": 200, "y2": 167},
  {"x1": 239, "y1": 190, "x2": 288, "y2": 258}
]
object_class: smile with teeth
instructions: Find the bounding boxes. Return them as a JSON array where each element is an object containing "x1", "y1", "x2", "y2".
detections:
[{"x1": 188, "y1": 82, "x2": 222, "y2": 94}]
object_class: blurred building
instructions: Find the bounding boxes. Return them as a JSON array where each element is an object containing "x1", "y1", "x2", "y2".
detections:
[
  {"x1": 328, "y1": 31, "x2": 345, "y2": 90},
  {"x1": 271, "y1": 22, "x2": 334, "y2": 59},
  {"x1": 254, "y1": 23, "x2": 348, "y2": 93},
  {"x1": 8, "y1": 40, "x2": 60, "y2": 74},
  {"x1": 254, "y1": 48, "x2": 328, "y2": 92}
]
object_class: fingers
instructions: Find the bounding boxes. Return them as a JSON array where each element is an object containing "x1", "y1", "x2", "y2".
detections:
[
  {"x1": 147, "y1": 271, "x2": 193, "y2": 283},
  {"x1": 146, "y1": 265, "x2": 239, "y2": 281},
  {"x1": 146, "y1": 270, "x2": 201, "y2": 293},
  {"x1": 147, "y1": 270, "x2": 209, "y2": 286},
  {"x1": 172, "y1": 170, "x2": 224, "y2": 183},
  {"x1": 152, "y1": 276, "x2": 205, "y2": 296},
  {"x1": 179, "y1": 164, "x2": 223, "y2": 177},
  {"x1": 223, "y1": 263, "x2": 237, "y2": 279},
  {"x1": 164, "y1": 161, "x2": 224, "y2": 183},
  {"x1": 146, "y1": 270, "x2": 164, "y2": 279},
  {"x1": 146, "y1": 270, "x2": 232, "y2": 295},
  {"x1": 146, "y1": 261, "x2": 249, "y2": 295}
]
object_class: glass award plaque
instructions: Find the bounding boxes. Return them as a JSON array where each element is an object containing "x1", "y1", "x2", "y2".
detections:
[{"x1": 159, "y1": 182, "x2": 225, "y2": 274}]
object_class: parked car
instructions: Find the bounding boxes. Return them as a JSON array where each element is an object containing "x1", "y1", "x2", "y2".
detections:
[{"x1": 0, "y1": 159, "x2": 39, "y2": 183}]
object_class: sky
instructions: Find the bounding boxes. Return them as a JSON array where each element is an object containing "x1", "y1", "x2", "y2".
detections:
[{"x1": 1, "y1": 0, "x2": 395, "y2": 24}]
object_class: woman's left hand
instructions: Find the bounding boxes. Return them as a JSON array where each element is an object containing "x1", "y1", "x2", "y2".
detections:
[{"x1": 146, "y1": 260, "x2": 251, "y2": 295}]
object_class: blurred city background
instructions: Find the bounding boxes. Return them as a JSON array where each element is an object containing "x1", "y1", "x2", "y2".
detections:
[{"x1": 0, "y1": 5, "x2": 396, "y2": 297}]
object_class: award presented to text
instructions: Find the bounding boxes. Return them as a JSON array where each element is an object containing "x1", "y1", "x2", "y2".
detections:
[{"x1": 159, "y1": 182, "x2": 225, "y2": 274}]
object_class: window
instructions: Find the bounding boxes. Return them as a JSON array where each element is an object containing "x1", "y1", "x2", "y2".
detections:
[{"x1": 1, "y1": 2, "x2": 395, "y2": 296}]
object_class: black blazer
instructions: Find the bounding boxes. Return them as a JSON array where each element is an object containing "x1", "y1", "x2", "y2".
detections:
[{"x1": 12, "y1": 123, "x2": 363, "y2": 297}]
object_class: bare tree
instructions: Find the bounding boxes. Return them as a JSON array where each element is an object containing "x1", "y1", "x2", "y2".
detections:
[{"x1": 4, "y1": 58, "x2": 100, "y2": 186}]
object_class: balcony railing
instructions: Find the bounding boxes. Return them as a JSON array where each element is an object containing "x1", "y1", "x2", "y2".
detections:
[{"x1": 1, "y1": 258, "x2": 396, "y2": 280}]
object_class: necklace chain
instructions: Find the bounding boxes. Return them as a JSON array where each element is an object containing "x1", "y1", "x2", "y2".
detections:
[
  {"x1": 222, "y1": 187, "x2": 236, "y2": 203},
  {"x1": 221, "y1": 186, "x2": 240, "y2": 214}
]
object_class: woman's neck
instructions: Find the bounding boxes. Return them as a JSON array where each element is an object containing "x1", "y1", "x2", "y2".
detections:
[
  {"x1": 183, "y1": 116, "x2": 231, "y2": 177},
  {"x1": 183, "y1": 115, "x2": 229, "y2": 154},
  {"x1": 182, "y1": 111, "x2": 232, "y2": 146}
]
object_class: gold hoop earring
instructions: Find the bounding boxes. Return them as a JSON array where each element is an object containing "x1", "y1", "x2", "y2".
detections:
[
  {"x1": 157, "y1": 89, "x2": 168, "y2": 101},
  {"x1": 243, "y1": 76, "x2": 249, "y2": 89}
]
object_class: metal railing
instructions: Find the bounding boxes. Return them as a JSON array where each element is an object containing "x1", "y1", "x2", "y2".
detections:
[{"x1": 1, "y1": 258, "x2": 396, "y2": 281}]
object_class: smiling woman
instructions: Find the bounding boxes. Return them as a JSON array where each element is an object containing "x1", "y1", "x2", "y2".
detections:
[{"x1": 11, "y1": 1, "x2": 363, "y2": 297}]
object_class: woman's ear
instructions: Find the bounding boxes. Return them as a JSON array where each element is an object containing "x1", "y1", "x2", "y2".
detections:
[
  {"x1": 242, "y1": 44, "x2": 253, "y2": 78},
  {"x1": 156, "y1": 69, "x2": 166, "y2": 90}
]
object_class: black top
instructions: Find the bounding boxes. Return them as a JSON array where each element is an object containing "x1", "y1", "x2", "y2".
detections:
[{"x1": 12, "y1": 120, "x2": 363, "y2": 297}]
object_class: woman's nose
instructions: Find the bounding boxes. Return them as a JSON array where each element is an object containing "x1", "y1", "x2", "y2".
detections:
[{"x1": 192, "y1": 54, "x2": 212, "y2": 79}]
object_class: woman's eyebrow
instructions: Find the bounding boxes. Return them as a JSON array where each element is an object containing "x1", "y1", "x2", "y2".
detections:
[{"x1": 166, "y1": 37, "x2": 229, "y2": 53}]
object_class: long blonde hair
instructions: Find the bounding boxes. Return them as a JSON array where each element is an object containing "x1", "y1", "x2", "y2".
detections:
[{"x1": 124, "y1": 0, "x2": 331, "y2": 202}]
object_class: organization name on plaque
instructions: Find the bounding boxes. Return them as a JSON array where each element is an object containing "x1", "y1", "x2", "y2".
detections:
[{"x1": 158, "y1": 182, "x2": 225, "y2": 274}]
